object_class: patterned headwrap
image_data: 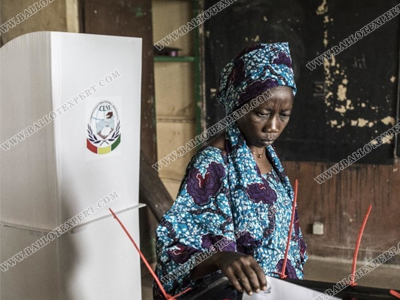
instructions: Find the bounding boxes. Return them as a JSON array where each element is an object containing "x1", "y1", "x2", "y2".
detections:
[{"x1": 216, "y1": 42, "x2": 297, "y2": 114}]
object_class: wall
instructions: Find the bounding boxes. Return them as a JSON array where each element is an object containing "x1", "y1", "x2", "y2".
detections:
[
  {"x1": 0, "y1": 0, "x2": 79, "y2": 45},
  {"x1": 284, "y1": 161, "x2": 400, "y2": 264}
]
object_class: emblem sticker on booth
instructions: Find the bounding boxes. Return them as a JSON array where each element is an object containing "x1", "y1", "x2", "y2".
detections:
[{"x1": 87, "y1": 99, "x2": 121, "y2": 156}]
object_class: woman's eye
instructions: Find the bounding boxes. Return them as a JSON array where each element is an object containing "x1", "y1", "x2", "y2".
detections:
[
  {"x1": 280, "y1": 114, "x2": 291, "y2": 120},
  {"x1": 257, "y1": 112, "x2": 270, "y2": 117}
]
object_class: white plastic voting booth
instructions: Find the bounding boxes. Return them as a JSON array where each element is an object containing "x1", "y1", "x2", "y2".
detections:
[{"x1": 0, "y1": 32, "x2": 143, "y2": 300}]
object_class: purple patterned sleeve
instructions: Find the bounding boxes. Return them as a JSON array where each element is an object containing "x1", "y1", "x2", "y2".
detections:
[
  {"x1": 154, "y1": 147, "x2": 236, "y2": 299},
  {"x1": 293, "y1": 207, "x2": 308, "y2": 269}
]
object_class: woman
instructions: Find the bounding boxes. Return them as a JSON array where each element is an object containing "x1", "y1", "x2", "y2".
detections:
[{"x1": 154, "y1": 42, "x2": 307, "y2": 299}]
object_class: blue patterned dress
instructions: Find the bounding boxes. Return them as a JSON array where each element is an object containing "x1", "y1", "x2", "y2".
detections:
[{"x1": 153, "y1": 121, "x2": 307, "y2": 299}]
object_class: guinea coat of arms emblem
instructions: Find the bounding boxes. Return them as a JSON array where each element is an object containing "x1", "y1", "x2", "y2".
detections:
[{"x1": 87, "y1": 101, "x2": 121, "y2": 154}]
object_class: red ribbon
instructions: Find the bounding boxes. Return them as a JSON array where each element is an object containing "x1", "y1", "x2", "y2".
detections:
[
  {"x1": 109, "y1": 208, "x2": 191, "y2": 300},
  {"x1": 350, "y1": 204, "x2": 372, "y2": 287},
  {"x1": 390, "y1": 289, "x2": 400, "y2": 299},
  {"x1": 278, "y1": 179, "x2": 298, "y2": 279}
]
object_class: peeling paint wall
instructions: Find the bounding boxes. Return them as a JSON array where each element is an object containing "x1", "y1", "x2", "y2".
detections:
[{"x1": 318, "y1": 0, "x2": 398, "y2": 138}]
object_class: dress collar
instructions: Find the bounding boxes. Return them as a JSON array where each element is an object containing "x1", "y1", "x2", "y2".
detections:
[{"x1": 224, "y1": 121, "x2": 293, "y2": 198}]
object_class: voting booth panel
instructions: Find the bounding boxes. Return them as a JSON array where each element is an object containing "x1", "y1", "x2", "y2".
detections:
[
  {"x1": 0, "y1": 32, "x2": 142, "y2": 300},
  {"x1": 0, "y1": 226, "x2": 59, "y2": 300},
  {"x1": 59, "y1": 211, "x2": 140, "y2": 299},
  {"x1": 50, "y1": 32, "x2": 142, "y2": 223},
  {"x1": 0, "y1": 32, "x2": 58, "y2": 230}
]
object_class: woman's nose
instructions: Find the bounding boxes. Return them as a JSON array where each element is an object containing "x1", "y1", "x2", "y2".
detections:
[{"x1": 263, "y1": 115, "x2": 279, "y2": 133}]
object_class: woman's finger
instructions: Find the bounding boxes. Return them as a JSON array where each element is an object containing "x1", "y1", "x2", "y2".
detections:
[
  {"x1": 242, "y1": 262, "x2": 261, "y2": 292},
  {"x1": 251, "y1": 260, "x2": 267, "y2": 290},
  {"x1": 224, "y1": 267, "x2": 243, "y2": 293},
  {"x1": 233, "y1": 265, "x2": 253, "y2": 295}
]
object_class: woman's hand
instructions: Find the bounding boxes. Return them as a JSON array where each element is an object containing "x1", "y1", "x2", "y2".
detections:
[{"x1": 212, "y1": 251, "x2": 267, "y2": 295}]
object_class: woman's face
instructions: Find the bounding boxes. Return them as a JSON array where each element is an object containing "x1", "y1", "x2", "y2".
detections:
[{"x1": 236, "y1": 86, "x2": 294, "y2": 148}]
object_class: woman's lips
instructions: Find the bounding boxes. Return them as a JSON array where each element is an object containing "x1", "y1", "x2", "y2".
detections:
[{"x1": 260, "y1": 139, "x2": 275, "y2": 144}]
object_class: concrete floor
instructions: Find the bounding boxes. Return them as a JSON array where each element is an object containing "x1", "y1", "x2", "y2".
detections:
[{"x1": 141, "y1": 257, "x2": 400, "y2": 300}]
